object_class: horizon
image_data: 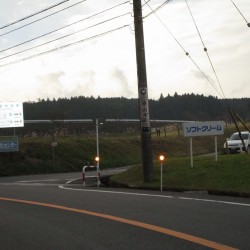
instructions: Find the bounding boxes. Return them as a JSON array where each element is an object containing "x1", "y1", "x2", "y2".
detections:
[{"x1": 22, "y1": 92, "x2": 250, "y2": 104}]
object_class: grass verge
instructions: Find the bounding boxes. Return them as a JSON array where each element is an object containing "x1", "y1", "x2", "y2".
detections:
[{"x1": 110, "y1": 154, "x2": 250, "y2": 196}]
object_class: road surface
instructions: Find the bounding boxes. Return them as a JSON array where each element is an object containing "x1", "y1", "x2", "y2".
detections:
[{"x1": 0, "y1": 171, "x2": 249, "y2": 250}]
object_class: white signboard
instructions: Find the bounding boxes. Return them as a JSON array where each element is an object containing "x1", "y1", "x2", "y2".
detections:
[
  {"x1": 183, "y1": 121, "x2": 224, "y2": 137},
  {"x1": 0, "y1": 102, "x2": 24, "y2": 128}
]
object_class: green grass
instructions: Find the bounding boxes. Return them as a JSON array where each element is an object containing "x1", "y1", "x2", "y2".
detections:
[
  {"x1": 0, "y1": 135, "x2": 143, "y2": 176},
  {"x1": 1, "y1": 125, "x2": 250, "y2": 195},
  {"x1": 111, "y1": 154, "x2": 250, "y2": 194}
]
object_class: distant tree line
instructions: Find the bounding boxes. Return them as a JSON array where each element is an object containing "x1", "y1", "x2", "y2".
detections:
[{"x1": 23, "y1": 93, "x2": 250, "y2": 122}]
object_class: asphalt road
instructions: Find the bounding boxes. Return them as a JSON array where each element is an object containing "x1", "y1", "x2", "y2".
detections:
[{"x1": 0, "y1": 171, "x2": 250, "y2": 250}]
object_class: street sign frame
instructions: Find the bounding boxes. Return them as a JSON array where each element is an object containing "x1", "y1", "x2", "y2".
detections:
[
  {"x1": 0, "y1": 102, "x2": 24, "y2": 128},
  {"x1": 0, "y1": 136, "x2": 19, "y2": 152}
]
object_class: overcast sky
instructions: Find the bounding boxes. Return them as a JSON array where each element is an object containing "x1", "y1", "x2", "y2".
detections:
[{"x1": 0, "y1": 0, "x2": 249, "y2": 102}]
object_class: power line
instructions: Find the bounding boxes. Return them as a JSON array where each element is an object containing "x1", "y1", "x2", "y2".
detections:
[
  {"x1": 0, "y1": 1, "x2": 130, "y2": 54},
  {"x1": 143, "y1": 0, "x2": 172, "y2": 19},
  {"x1": 0, "y1": 13, "x2": 130, "y2": 61},
  {"x1": 144, "y1": 1, "x2": 187, "y2": 54},
  {"x1": 0, "y1": 0, "x2": 70, "y2": 30},
  {"x1": 184, "y1": 0, "x2": 206, "y2": 49},
  {"x1": 230, "y1": 0, "x2": 250, "y2": 27},
  {"x1": 184, "y1": 0, "x2": 227, "y2": 99},
  {"x1": 143, "y1": 0, "x2": 224, "y2": 98},
  {"x1": 142, "y1": 0, "x2": 152, "y2": 7},
  {"x1": 0, "y1": 1, "x2": 131, "y2": 67},
  {"x1": 0, "y1": 0, "x2": 87, "y2": 37},
  {"x1": 0, "y1": 25, "x2": 129, "y2": 68}
]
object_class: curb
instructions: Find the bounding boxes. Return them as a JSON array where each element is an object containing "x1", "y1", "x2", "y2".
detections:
[{"x1": 105, "y1": 178, "x2": 250, "y2": 198}]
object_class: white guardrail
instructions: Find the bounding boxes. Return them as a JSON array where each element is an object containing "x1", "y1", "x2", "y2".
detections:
[{"x1": 82, "y1": 165, "x2": 101, "y2": 187}]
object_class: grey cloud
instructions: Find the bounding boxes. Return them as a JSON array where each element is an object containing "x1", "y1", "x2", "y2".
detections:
[
  {"x1": 68, "y1": 70, "x2": 97, "y2": 97},
  {"x1": 110, "y1": 67, "x2": 133, "y2": 97},
  {"x1": 191, "y1": 69, "x2": 215, "y2": 84},
  {"x1": 190, "y1": 69, "x2": 224, "y2": 96},
  {"x1": 34, "y1": 70, "x2": 97, "y2": 99}
]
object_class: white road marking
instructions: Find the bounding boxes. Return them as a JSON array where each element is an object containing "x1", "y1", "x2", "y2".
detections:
[
  {"x1": 58, "y1": 184, "x2": 250, "y2": 207},
  {"x1": 19, "y1": 179, "x2": 58, "y2": 183},
  {"x1": 2, "y1": 177, "x2": 249, "y2": 208},
  {"x1": 1, "y1": 183, "x2": 59, "y2": 186},
  {"x1": 177, "y1": 196, "x2": 250, "y2": 207}
]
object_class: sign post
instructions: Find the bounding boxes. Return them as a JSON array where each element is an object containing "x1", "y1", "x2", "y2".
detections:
[
  {"x1": 51, "y1": 142, "x2": 58, "y2": 168},
  {"x1": 159, "y1": 155, "x2": 165, "y2": 192},
  {"x1": 190, "y1": 137, "x2": 193, "y2": 168},
  {"x1": 215, "y1": 136, "x2": 218, "y2": 162},
  {"x1": 95, "y1": 156, "x2": 100, "y2": 188},
  {"x1": 183, "y1": 121, "x2": 224, "y2": 167}
]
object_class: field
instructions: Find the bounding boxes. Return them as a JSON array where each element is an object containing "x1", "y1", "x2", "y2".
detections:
[{"x1": 0, "y1": 124, "x2": 249, "y2": 195}]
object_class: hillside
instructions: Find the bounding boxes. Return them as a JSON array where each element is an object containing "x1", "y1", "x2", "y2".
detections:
[{"x1": 0, "y1": 126, "x2": 235, "y2": 177}]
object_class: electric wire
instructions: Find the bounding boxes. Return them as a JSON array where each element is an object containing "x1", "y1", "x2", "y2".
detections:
[
  {"x1": 142, "y1": 0, "x2": 152, "y2": 7},
  {"x1": 143, "y1": 0, "x2": 172, "y2": 19},
  {"x1": 0, "y1": 0, "x2": 245, "y2": 102},
  {"x1": 0, "y1": 13, "x2": 130, "y2": 61},
  {"x1": 0, "y1": 1, "x2": 130, "y2": 54},
  {"x1": 143, "y1": 0, "x2": 224, "y2": 99},
  {"x1": 230, "y1": 0, "x2": 250, "y2": 27},
  {"x1": 0, "y1": 1, "x2": 132, "y2": 67},
  {"x1": 0, "y1": 0, "x2": 70, "y2": 30},
  {"x1": 0, "y1": 25, "x2": 129, "y2": 68},
  {"x1": 186, "y1": 1, "x2": 248, "y2": 128},
  {"x1": 0, "y1": 0, "x2": 87, "y2": 37},
  {"x1": 184, "y1": 0, "x2": 227, "y2": 99},
  {"x1": 144, "y1": 0, "x2": 187, "y2": 54}
]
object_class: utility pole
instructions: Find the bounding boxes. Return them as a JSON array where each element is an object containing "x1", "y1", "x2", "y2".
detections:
[{"x1": 133, "y1": 0, "x2": 153, "y2": 182}]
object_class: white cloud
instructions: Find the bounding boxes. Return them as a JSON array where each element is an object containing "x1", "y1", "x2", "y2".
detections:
[{"x1": 0, "y1": 0, "x2": 249, "y2": 102}]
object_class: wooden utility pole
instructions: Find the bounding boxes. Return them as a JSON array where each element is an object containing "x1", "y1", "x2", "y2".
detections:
[{"x1": 133, "y1": 0, "x2": 153, "y2": 182}]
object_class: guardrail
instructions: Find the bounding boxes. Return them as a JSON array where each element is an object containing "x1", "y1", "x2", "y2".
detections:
[{"x1": 82, "y1": 165, "x2": 100, "y2": 187}]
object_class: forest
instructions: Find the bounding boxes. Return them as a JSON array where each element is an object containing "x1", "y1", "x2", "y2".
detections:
[
  {"x1": 23, "y1": 93, "x2": 250, "y2": 122},
  {"x1": 1, "y1": 93, "x2": 249, "y2": 137}
]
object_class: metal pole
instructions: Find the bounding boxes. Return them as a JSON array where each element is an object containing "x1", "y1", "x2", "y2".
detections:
[
  {"x1": 52, "y1": 146, "x2": 54, "y2": 168},
  {"x1": 82, "y1": 166, "x2": 86, "y2": 187},
  {"x1": 190, "y1": 137, "x2": 193, "y2": 168},
  {"x1": 96, "y1": 118, "x2": 99, "y2": 158},
  {"x1": 228, "y1": 107, "x2": 247, "y2": 154},
  {"x1": 215, "y1": 136, "x2": 218, "y2": 162},
  {"x1": 96, "y1": 118, "x2": 100, "y2": 187},
  {"x1": 133, "y1": 0, "x2": 153, "y2": 182},
  {"x1": 160, "y1": 162, "x2": 163, "y2": 192}
]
